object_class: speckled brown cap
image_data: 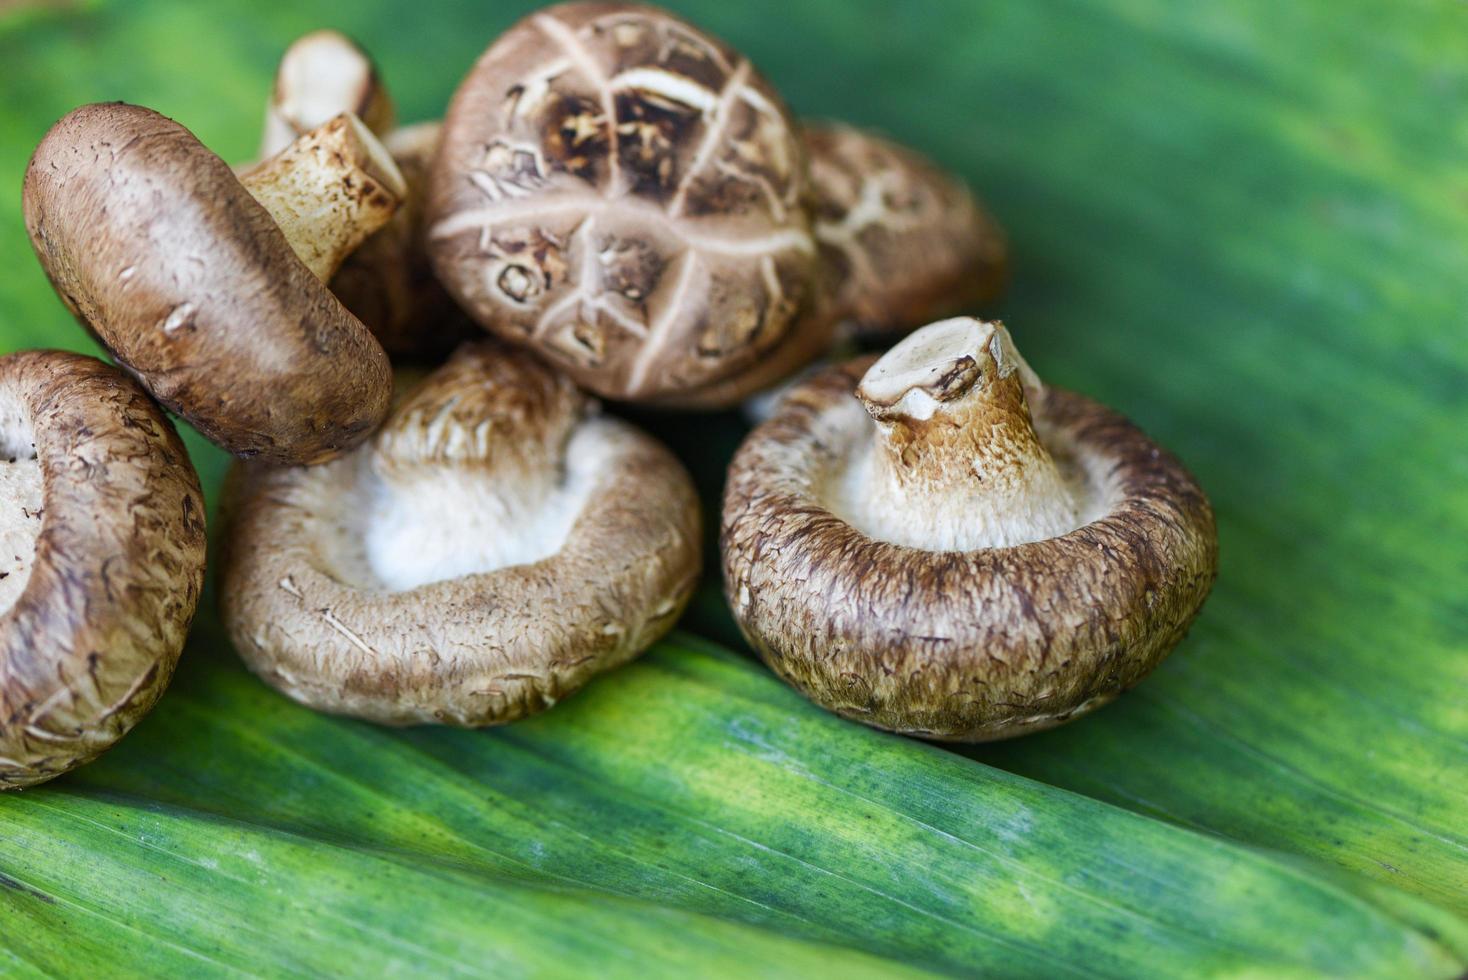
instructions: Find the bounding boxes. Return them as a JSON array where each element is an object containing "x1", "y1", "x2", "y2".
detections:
[
  {"x1": 220, "y1": 340, "x2": 702, "y2": 725},
  {"x1": 721, "y1": 318, "x2": 1217, "y2": 740},
  {"x1": 427, "y1": 2, "x2": 825, "y2": 405},
  {"x1": 805, "y1": 122, "x2": 1008, "y2": 340},
  {"x1": 0, "y1": 350, "x2": 206, "y2": 789},
  {"x1": 24, "y1": 102, "x2": 396, "y2": 464}
]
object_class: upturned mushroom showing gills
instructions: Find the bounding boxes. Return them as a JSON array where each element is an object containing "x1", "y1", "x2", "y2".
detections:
[
  {"x1": 722, "y1": 318, "x2": 1217, "y2": 740},
  {"x1": 0, "y1": 351, "x2": 206, "y2": 789},
  {"x1": 805, "y1": 123, "x2": 1008, "y2": 341},
  {"x1": 23, "y1": 102, "x2": 398, "y2": 464},
  {"x1": 427, "y1": 1, "x2": 827, "y2": 406},
  {"x1": 220, "y1": 341, "x2": 702, "y2": 725}
]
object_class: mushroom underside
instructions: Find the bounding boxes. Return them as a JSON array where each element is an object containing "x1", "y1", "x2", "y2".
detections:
[
  {"x1": 308, "y1": 419, "x2": 626, "y2": 593},
  {"x1": 222, "y1": 417, "x2": 701, "y2": 726},
  {"x1": 0, "y1": 387, "x2": 41, "y2": 616},
  {"x1": 722, "y1": 367, "x2": 1217, "y2": 741},
  {"x1": 827, "y1": 400, "x2": 1110, "y2": 549},
  {"x1": 0, "y1": 351, "x2": 206, "y2": 789}
]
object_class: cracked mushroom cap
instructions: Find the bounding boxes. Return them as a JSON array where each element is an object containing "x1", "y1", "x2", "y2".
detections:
[
  {"x1": 805, "y1": 122, "x2": 1008, "y2": 340},
  {"x1": 721, "y1": 318, "x2": 1217, "y2": 740},
  {"x1": 0, "y1": 351, "x2": 206, "y2": 789},
  {"x1": 220, "y1": 341, "x2": 702, "y2": 725},
  {"x1": 24, "y1": 102, "x2": 398, "y2": 464},
  {"x1": 427, "y1": 1, "x2": 825, "y2": 406}
]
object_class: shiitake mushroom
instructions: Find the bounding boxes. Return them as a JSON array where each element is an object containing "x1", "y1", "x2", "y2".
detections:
[
  {"x1": 24, "y1": 103, "x2": 398, "y2": 464},
  {"x1": 722, "y1": 318, "x2": 1218, "y2": 740},
  {"x1": 0, "y1": 351, "x2": 205, "y2": 789},
  {"x1": 220, "y1": 341, "x2": 701, "y2": 725}
]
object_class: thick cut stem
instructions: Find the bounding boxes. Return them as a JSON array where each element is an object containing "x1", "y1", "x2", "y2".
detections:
[
  {"x1": 359, "y1": 344, "x2": 590, "y2": 591},
  {"x1": 240, "y1": 113, "x2": 406, "y2": 282},
  {"x1": 261, "y1": 30, "x2": 394, "y2": 158},
  {"x1": 843, "y1": 317, "x2": 1078, "y2": 550}
]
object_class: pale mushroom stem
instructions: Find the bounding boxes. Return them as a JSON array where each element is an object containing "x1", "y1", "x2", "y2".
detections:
[
  {"x1": 261, "y1": 29, "x2": 394, "y2": 158},
  {"x1": 239, "y1": 112, "x2": 406, "y2": 282},
  {"x1": 852, "y1": 317, "x2": 1079, "y2": 551}
]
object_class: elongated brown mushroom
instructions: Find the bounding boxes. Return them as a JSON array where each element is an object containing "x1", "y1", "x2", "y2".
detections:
[
  {"x1": 722, "y1": 318, "x2": 1217, "y2": 740},
  {"x1": 24, "y1": 102, "x2": 399, "y2": 463},
  {"x1": 0, "y1": 351, "x2": 206, "y2": 789},
  {"x1": 805, "y1": 122, "x2": 1007, "y2": 340},
  {"x1": 221, "y1": 341, "x2": 701, "y2": 725},
  {"x1": 427, "y1": 1, "x2": 827, "y2": 406}
]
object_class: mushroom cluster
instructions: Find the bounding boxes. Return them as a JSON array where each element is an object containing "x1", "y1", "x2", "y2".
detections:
[{"x1": 3, "y1": 1, "x2": 1213, "y2": 787}]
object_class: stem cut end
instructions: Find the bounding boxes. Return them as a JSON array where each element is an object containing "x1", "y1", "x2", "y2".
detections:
[
  {"x1": 241, "y1": 112, "x2": 406, "y2": 282},
  {"x1": 836, "y1": 318, "x2": 1081, "y2": 550},
  {"x1": 262, "y1": 29, "x2": 394, "y2": 157}
]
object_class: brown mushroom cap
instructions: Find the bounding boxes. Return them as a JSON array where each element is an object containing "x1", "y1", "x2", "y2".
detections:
[
  {"x1": 427, "y1": 1, "x2": 825, "y2": 405},
  {"x1": 220, "y1": 341, "x2": 702, "y2": 725},
  {"x1": 0, "y1": 351, "x2": 206, "y2": 789},
  {"x1": 805, "y1": 122, "x2": 1008, "y2": 340},
  {"x1": 23, "y1": 102, "x2": 395, "y2": 464},
  {"x1": 721, "y1": 318, "x2": 1217, "y2": 740}
]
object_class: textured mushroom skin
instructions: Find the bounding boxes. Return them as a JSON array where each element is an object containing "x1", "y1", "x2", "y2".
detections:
[
  {"x1": 806, "y1": 123, "x2": 1008, "y2": 340},
  {"x1": 221, "y1": 342, "x2": 702, "y2": 725},
  {"x1": 428, "y1": 2, "x2": 824, "y2": 404},
  {"x1": 0, "y1": 351, "x2": 206, "y2": 789},
  {"x1": 721, "y1": 358, "x2": 1218, "y2": 740},
  {"x1": 23, "y1": 103, "x2": 392, "y2": 464}
]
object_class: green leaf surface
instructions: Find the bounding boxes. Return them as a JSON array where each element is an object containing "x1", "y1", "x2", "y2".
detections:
[
  {"x1": 1, "y1": 0, "x2": 1464, "y2": 974},
  {"x1": 2, "y1": 789, "x2": 940, "y2": 979},
  {"x1": 7, "y1": 629, "x2": 1464, "y2": 978}
]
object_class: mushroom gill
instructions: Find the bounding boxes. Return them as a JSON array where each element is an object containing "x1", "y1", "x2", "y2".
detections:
[
  {"x1": 306, "y1": 345, "x2": 604, "y2": 593},
  {"x1": 0, "y1": 386, "x2": 41, "y2": 615}
]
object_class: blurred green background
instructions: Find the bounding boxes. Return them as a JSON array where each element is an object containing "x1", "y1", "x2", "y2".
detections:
[{"x1": 1, "y1": 0, "x2": 1465, "y2": 975}]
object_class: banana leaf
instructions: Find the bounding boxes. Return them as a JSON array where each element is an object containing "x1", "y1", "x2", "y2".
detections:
[
  {"x1": 1, "y1": 789, "x2": 933, "y2": 979},
  {"x1": 6, "y1": 628, "x2": 1467, "y2": 978},
  {"x1": 1, "y1": 0, "x2": 1464, "y2": 975}
]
